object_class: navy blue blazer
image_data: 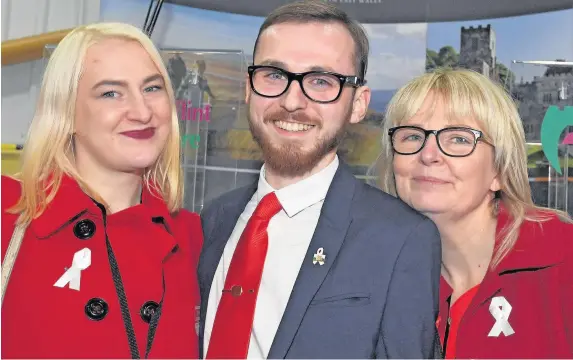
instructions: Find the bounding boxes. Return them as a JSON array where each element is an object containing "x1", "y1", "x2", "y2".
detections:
[{"x1": 198, "y1": 162, "x2": 442, "y2": 359}]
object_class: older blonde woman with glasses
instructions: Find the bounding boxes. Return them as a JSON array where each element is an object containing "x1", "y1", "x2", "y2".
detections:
[
  {"x1": 1, "y1": 23, "x2": 202, "y2": 358},
  {"x1": 376, "y1": 68, "x2": 573, "y2": 359}
]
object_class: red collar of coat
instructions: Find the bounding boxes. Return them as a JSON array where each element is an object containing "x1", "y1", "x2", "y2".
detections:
[
  {"x1": 440, "y1": 203, "x2": 566, "y2": 303},
  {"x1": 30, "y1": 174, "x2": 175, "y2": 239},
  {"x1": 494, "y1": 204, "x2": 565, "y2": 273}
]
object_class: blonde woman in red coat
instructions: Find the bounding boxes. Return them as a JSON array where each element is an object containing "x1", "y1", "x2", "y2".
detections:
[
  {"x1": 377, "y1": 68, "x2": 573, "y2": 359},
  {"x1": 1, "y1": 22, "x2": 202, "y2": 359}
]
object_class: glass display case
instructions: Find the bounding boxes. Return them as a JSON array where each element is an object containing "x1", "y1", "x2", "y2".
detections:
[{"x1": 161, "y1": 49, "x2": 251, "y2": 212}]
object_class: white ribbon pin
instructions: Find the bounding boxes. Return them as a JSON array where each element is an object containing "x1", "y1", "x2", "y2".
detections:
[
  {"x1": 54, "y1": 248, "x2": 91, "y2": 291},
  {"x1": 313, "y1": 248, "x2": 326, "y2": 266},
  {"x1": 488, "y1": 296, "x2": 515, "y2": 337}
]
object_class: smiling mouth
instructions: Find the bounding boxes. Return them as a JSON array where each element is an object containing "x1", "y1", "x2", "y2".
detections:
[
  {"x1": 273, "y1": 120, "x2": 315, "y2": 132},
  {"x1": 120, "y1": 127, "x2": 156, "y2": 140},
  {"x1": 414, "y1": 176, "x2": 449, "y2": 184}
]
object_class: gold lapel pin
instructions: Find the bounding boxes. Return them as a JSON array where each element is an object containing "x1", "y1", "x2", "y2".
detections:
[{"x1": 313, "y1": 247, "x2": 326, "y2": 266}]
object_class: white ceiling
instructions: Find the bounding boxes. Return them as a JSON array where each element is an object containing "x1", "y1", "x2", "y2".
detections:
[{"x1": 165, "y1": 0, "x2": 573, "y2": 23}]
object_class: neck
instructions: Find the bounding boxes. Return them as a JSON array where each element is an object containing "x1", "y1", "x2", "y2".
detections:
[
  {"x1": 76, "y1": 157, "x2": 142, "y2": 214},
  {"x1": 264, "y1": 151, "x2": 336, "y2": 190},
  {"x1": 430, "y1": 202, "x2": 498, "y2": 294}
]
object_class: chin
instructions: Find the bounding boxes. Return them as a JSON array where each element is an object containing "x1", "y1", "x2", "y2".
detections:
[
  {"x1": 410, "y1": 200, "x2": 451, "y2": 215},
  {"x1": 399, "y1": 192, "x2": 444, "y2": 212},
  {"x1": 118, "y1": 153, "x2": 161, "y2": 172}
]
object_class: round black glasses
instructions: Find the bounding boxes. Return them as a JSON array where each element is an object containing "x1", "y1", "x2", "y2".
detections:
[
  {"x1": 388, "y1": 126, "x2": 492, "y2": 157},
  {"x1": 247, "y1": 65, "x2": 364, "y2": 104}
]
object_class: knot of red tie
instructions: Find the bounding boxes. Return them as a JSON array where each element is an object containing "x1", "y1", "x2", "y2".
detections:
[{"x1": 253, "y1": 192, "x2": 283, "y2": 220}]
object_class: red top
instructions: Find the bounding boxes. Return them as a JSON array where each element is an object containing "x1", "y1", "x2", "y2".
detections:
[
  {"x1": 437, "y1": 206, "x2": 573, "y2": 359},
  {"x1": 1, "y1": 175, "x2": 203, "y2": 359},
  {"x1": 439, "y1": 283, "x2": 480, "y2": 359}
]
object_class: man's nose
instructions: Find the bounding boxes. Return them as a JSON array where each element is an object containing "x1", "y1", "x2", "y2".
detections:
[{"x1": 280, "y1": 80, "x2": 307, "y2": 112}]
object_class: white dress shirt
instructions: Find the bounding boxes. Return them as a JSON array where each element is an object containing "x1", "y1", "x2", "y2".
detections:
[{"x1": 203, "y1": 155, "x2": 340, "y2": 359}]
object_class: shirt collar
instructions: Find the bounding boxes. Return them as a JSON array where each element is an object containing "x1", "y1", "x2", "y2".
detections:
[{"x1": 256, "y1": 155, "x2": 339, "y2": 217}]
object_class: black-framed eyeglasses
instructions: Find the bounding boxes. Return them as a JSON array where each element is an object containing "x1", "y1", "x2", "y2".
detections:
[
  {"x1": 247, "y1": 65, "x2": 365, "y2": 104},
  {"x1": 388, "y1": 126, "x2": 492, "y2": 157}
]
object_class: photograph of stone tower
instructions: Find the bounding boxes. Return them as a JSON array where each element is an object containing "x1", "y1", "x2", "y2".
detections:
[
  {"x1": 513, "y1": 62, "x2": 572, "y2": 142},
  {"x1": 426, "y1": 24, "x2": 514, "y2": 91},
  {"x1": 459, "y1": 25, "x2": 497, "y2": 80}
]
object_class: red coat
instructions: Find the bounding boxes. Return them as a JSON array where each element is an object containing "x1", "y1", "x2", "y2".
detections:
[
  {"x1": 1, "y1": 175, "x2": 203, "y2": 359},
  {"x1": 437, "y1": 207, "x2": 573, "y2": 359}
]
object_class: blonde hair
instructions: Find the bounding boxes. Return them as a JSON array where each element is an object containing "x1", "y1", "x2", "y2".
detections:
[
  {"x1": 9, "y1": 22, "x2": 183, "y2": 225},
  {"x1": 375, "y1": 68, "x2": 571, "y2": 268}
]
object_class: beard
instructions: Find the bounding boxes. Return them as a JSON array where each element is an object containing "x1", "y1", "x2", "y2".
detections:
[{"x1": 248, "y1": 105, "x2": 351, "y2": 177}]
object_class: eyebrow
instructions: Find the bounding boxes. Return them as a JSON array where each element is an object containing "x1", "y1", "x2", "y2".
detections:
[
  {"x1": 91, "y1": 73, "x2": 164, "y2": 90},
  {"x1": 402, "y1": 123, "x2": 478, "y2": 129},
  {"x1": 446, "y1": 123, "x2": 476, "y2": 128},
  {"x1": 257, "y1": 59, "x2": 339, "y2": 74},
  {"x1": 258, "y1": 59, "x2": 287, "y2": 68}
]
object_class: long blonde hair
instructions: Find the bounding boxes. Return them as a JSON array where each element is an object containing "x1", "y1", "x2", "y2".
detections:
[
  {"x1": 9, "y1": 22, "x2": 183, "y2": 225},
  {"x1": 375, "y1": 68, "x2": 571, "y2": 268}
]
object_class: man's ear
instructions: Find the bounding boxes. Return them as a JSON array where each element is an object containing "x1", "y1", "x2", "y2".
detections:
[{"x1": 349, "y1": 86, "x2": 371, "y2": 124}]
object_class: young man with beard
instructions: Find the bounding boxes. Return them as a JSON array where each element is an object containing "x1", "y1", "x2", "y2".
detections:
[{"x1": 198, "y1": 1, "x2": 442, "y2": 358}]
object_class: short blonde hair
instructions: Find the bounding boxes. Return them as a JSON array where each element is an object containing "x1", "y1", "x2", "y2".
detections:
[
  {"x1": 9, "y1": 22, "x2": 183, "y2": 225},
  {"x1": 375, "y1": 68, "x2": 571, "y2": 268}
]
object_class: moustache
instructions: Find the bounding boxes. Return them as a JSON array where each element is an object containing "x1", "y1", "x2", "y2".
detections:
[{"x1": 263, "y1": 109, "x2": 320, "y2": 127}]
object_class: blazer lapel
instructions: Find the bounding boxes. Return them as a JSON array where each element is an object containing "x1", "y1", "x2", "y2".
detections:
[
  {"x1": 268, "y1": 163, "x2": 357, "y2": 359},
  {"x1": 198, "y1": 184, "x2": 257, "y2": 357}
]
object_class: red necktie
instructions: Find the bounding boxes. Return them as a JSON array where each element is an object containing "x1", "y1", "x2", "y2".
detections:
[{"x1": 206, "y1": 192, "x2": 282, "y2": 359}]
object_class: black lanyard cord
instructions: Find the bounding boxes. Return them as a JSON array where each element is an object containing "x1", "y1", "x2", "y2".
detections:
[
  {"x1": 105, "y1": 236, "x2": 142, "y2": 358},
  {"x1": 144, "y1": 267, "x2": 166, "y2": 358},
  {"x1": 100, "y1": 205, "x2": 165, "y2": 359}
]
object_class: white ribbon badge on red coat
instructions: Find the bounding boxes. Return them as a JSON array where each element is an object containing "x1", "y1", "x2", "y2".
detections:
[
  {"x1": 53, "y1": 248, "x2": 91, "y2": 291},
  {"x1": 488, "y1": 295, "x2": 515, "y2": 337}
]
